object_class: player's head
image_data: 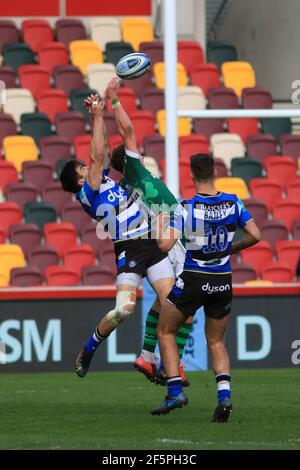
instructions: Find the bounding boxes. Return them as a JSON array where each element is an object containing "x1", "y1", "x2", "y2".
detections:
[
  {"x1": 60, "y1": 160, "x2": 88, "y2": 193},
  {"x1": 110, "y1": 144, "x2": 126, "y2": 173},
  {"x1": 190, "y1": 153, "x2": 216, "y2": 182}
]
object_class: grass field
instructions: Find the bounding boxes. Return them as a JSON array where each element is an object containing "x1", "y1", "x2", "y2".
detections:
[{"x1": 1, "y1": 369, "x2": 299, "y2": 450}]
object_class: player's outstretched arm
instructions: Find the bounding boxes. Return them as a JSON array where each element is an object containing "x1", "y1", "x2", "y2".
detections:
[{"x1": 231, "y1": 220, "x2": 261, "y2": 254}]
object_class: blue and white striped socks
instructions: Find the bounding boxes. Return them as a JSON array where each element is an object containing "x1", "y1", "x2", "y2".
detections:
[
  {"x1": 216, "y1": 373, "x2": 231, "y2": 403},
  {"x1": 85, "y1": 328, "x2": 106, "y2": 353},
  {"x1": 167, "y1": 376, "x2": 183, "y2": 397}
]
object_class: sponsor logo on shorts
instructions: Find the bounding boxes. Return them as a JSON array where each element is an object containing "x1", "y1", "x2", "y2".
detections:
[
  {"x1": 129, "y1": 261, "x2": 137, "y2": 268},
  {"x1": 202, "y1": 283, "x2": 230, "y2": 294},
  {"x1": 175, "y1": 277, "x2": 185, "y2": 290}
]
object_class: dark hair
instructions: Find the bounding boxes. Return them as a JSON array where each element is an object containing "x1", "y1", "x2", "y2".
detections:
[
  {"x1": 190, "y1": 153, "x2": 214, "y2": 181},
  {"x1": 60, "y1": 159, "x2": 84, "y2": 193},
  {"x1": 111, "y1": 144, "x2": 126, "y2": 173}
]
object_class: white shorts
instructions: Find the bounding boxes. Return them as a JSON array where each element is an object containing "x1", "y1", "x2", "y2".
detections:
[
  {"x1": 168, "y1": 240, "x2": 186, "y2": 278},
  {"x1": 116, "y1": 256, "x2": 174, "y2": 289}
]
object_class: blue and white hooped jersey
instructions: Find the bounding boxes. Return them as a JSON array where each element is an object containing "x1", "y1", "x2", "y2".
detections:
[
  {"x1": 170, "y1": 192, "x2": 253, "y2": 274},
  {"x1": 76, "y1": 171, "x2": 150, "y2": 243}
]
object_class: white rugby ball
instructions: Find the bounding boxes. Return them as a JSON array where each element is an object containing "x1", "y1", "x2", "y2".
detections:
[{"x1": 116, "y1": 52, "x2": 151, "y2": 80}]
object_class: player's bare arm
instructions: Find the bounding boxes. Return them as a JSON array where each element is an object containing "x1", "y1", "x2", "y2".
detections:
[
  {"x1": 230, "y1": 220, "x2": 261, "y2": 254},
  {"x1": 156, "y1": 213, "x2": 180, "y2": 252}
]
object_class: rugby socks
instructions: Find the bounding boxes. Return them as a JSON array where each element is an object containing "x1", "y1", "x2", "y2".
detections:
[
  {"x1": 216, "y1": 373, "x2": 231, "y2": 404},
  {"x1": 141, "y1": 309, "x2": 159, "y2": 362},
  {"x1": 167, "y1": 377, "x2": 183, "y2": 397},
  {"x1": 84, "y1": 328, "x2": 107, "y2": 353},
  {"x1": 177, "y1": 322, "x2": 192, "y2": 359}
]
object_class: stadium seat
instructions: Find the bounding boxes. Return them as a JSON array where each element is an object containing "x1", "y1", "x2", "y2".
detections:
[
  {"x1": 80, "y1": 222, "x2": 109, "y2": 253},
  {"x1": 261, "y1": 118, "x2": 292, "y2": 141},
  {"x1": 69, "y1": 40, "x2": 103, "y2": 76},
  {"x1": 82, "y1": 265, "x2": 115, "y2": 286},
  {"x1": 262, "y1": 262, "x2": 294, "y2": 283},
  {"x1": 61, "y1": 201, "x2": 91, "y2": 232},
  {"x1": 63, "y1": 244, "x2": 96, "y2": 274},
  {"x1": 144, "y1": 157, "x2": 161, "y2": 178},
  {"x1": 87, "y1": 63, "x2": 116, "y2": 97},
  {"x1": 260, "y1": 220, "x2": 289, "y2": 253},
  {"x1": 140, "y1": 88, "x2": 165, "y2": 116},
  {"x1": 3, "y1": 43, "x2": 35, "y2": 72},
  {"x1": 129, "y1": 111, "x2": 156, "y2": 147},
  {"x1": 194, "y1": 118, "x2": 224, "y2": 139},
  {"x1": 19, "y1": 65, "x2": 51, "y2": 100},
  {"x1": 292, "y1": 220, "x2": 300, "y2": 240},
  {"x1": 154, "y1": 62, "x2": 188, "y2": 89},
  {"x1": 28, "y1": 245, "x2": 59, "y2": 273},
  {"x1": 4, "y1": 182, "x2": 38, "y2": 210},
  {"x1": 20, "y1": 112, "x2": 52, "y2": 143},
  {"x1": 207, "y1": 42, "x2": 238, "y2": 69},
  {"x1": 214, "y1": 177, "x2": 249, "y2": 199},
  {"x1": 108, "y1": 134, "x2": 123, "y2": 152},
  {"x1": 122, "y1": 71, "x2": 152, "y2": 98},
  {"x1": 3, "y1": 135, "x2": 38, "y2": 172},
  {"x1": 240, "y1": 240, "x2": 273, "y2": 277},
  {"x1": 177, "y1": 86, "x2": 206, "y2": 110},
  {"x1": 38, "y1": 42, "x2": 68, "y2": 75},
  {"x1": 22, "y1": 20, "x2": 53, "y2": 52},
  {"x1": 53, "y1": 65, "x2": 86, "y2": 96},
  {"x1": 214, "y1": 158, "x2": 228, "y2": 177},
  {"x1": 249, "y1": 178, "x2": 283, "y2": 212},
  {"x1": 243, "y1": 198, "x2": 268, "y2": 226},
  {"x1": 45, "y1": 265, "x2": 80, "y2": 286},
  {"x1": 39, "y1": 136, "x2": 72, "y2": 169},
  {"x1": 231, "y1": 157, "x2": 263, "y2": 185},
  {"x1": 210, "y1": 133, "x2": 245, "y2": 168},
  {"x1": 99, "y1": 247, "x2": 116, "y2": 274},
  {"x1": 0, "y1": 244, "x2": 25, "y2": 285},
  {"x1": 231, "y1": 262, "x2": 257, "y2": 284},
  {"x1": 0, "y1": 202, "x2": 22, "y2": 236},
  {"x1": 22, "y1": 161, "x2": 53, "y2": 194},
  {"x1": 226, "y1": 118, "x2": 259, "y2": 143},
  {"x1": 157, "y1": 110, "x2": 191, "y2": 137},
  {"x1": 139, "y1": 41, "x2": 164, "y2": 65},
  {"x1": 106, "y1": 87, "x2": 137, "y2": 114},
  {"x1": 56, "y1": 159, "x2": 69, "y2": 177},
  {"x1": 245, "y1": 280, "x2": 273, "y2": 286},
  {"x1": 177, "y1": 41, "x2": 204, "y2": 74},
  {"x1": 208, "y1": 87, "x2": 239, "y2": 109},
  {"x1": 180, "y1": 181, "x2": 196, "y2": 199},
  {"x1": 55, "y1": 19, "x2": 87, "y2": 48},
  {"x1": 10, "y1": 266, "x2": 44, "y2": 287},
  {"x1": 276, "y1": 240, "x2": 300, "y2": 271},
  {"x1": 0, "y1": 161, "x2": 18, "y2": 191},
  {"x1": 24, "y1": 202, "x2": 57, "y2": 231},
  {"x1": 44, "y1": 222, "x2": 77, "y2": 258},
  {"x1": 190, "y1": 63, "x2": 221, "y2": 96},
  {"x1": 143, "y1": 136, "x2": 165, "y2": 164},
  {"x1": 273, "y1": 200, "x2": 300, "y2": 232},
  {"x1": 0, "y1": 21, "x2": 19, "y2": 52},
  {"x1": 264, "y1": 156, "x2": 297, "y2": 189},
  {"x1": 242, "y1": 87, "x2": 273, "y2": 109},
  {"x1": 9, "y1": 223, "x2": 40, "y2": 258},
  {"x1": 280, "y1": 134, "x2": 300, "y2": 162},
  {"x1": 90, "y1": 17, "x2": 121, "y2": 50},
  {"x1": 0, "y1": 113, "x2": 17, "y2": 147},
  {"x1": 287, "y1": 179, "x2": 300, "y2": 202},
  {"x1": 42, "y1": 182, "x2": 72, "y2": 217},
  {"x1": 70, "y1": 88, "x2": 98, "y2": 120},
  {"x1": 37, "y1": 89, "x2": 68, "y2": 124},
  {"x1": 3, "y1": 89, "x2": 35, "y2": 125},
  {"x1": 0, "y1": 227, "x2": 6, "y2": 244},
  {"x1": 179, "y1": 135, "x2": 209, "y2": 162},
  {"x1": 103, "y1": 111, "x2": 119, "y2": 136},
  {"x1": 73, "y1": 135, "x2": 92, "y2": 165},
  {"x1": 246, "y1": 133, "x2": 277, "y2": 164},
  {"x1": 120, "y1": 18, "x2": 154, "y2": 51},
  {"x1": 0, "y1": 65, "x2": 16, "y2": 88},
  {"x1": 55, "y1": 112, "x2": 86, "y2": 143},
  {"x1": 222, "y1": 61, "x2": 256, "y2": 97},
  {"x1": 105, "y1": 41, "x2": 134, "y2": 66}
]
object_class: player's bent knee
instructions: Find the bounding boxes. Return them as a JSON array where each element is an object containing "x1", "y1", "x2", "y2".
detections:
[{"x1": 106, "y1": 291, "x2": 136, "y2": 327}]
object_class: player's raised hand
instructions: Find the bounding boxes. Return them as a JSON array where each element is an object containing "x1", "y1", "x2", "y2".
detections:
[
  {"x1": 105, "y1": 76, "x2": 122, "y2": 101},
  {"x1": 84, "y1": 94, "x2": 104, "y2": 117}
]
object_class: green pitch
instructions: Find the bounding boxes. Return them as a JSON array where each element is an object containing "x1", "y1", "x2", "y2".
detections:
[{"x1": 1, "y1": 369, "x2": 299, "y2": 450}]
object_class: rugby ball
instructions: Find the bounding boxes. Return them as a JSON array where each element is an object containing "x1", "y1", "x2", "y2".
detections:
[{"x1": 116, "y1": 52, "x2": 151, "y2": 80}]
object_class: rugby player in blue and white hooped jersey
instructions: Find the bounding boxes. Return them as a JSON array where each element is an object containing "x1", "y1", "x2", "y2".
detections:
[
  {"x1": 151, "y1": 153, "x2": 261, "y2": 421},
  {"x1": 60, "y1": 94, "x2": 175, "y2": 378}
]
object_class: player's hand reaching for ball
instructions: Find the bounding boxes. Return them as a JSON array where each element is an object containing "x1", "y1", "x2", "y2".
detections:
[
  {"x1": 84, "y1": 94, "x2": 104, "y2": 117},
  {"x1": 105, "y1": 76, "x2": 122, "y2": 102}
]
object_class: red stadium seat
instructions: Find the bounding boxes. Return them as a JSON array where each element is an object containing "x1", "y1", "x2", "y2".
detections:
[
  {"x1": 179, "y1": 135, "x2": 209, "y2": 162},
  {"x1": 240, "y1": 240, "x2": 273, "y2": 277},
  {"x1": 0, "y1": 161, "x2": 18, "y2": 191},
  {"x1": 106, "y1": 88, "x2": 137, "y2": 113},
  {"x1": 129, "y1": 111, "x2": 156, "y2": 148},
  {"x1": 37, "y1": 89, "x2": 68, "y2": 123},
  {"x1": 181, "y1": 181, "x2": 196, "y2": 199},
  {"x1": 279, "y1": 134, "x2": 300, "y2": 162},
  {"x1": 292, "y1": 220, "x2": 300, "y2": 240},
  {"x1": 10, "y1": 266, "x2": 44, "y2": 287},
  {"x1": 0, "y1": 226, "x2": 6, "y2": 244},
  {"x1": 122, "y1": 71, "x2": 153, "y2": 98},
  {"x1": 247, "y1": 134, "x2": 277, "y2": 164},
  {"x1": 61, "y1": 201, "x2": 91, "y2": 232},
  {"x1": 22, "y1": 161, "x2": 53, "y2": 194},
  {"x1": 139, "y1": 41, "x2": 164, "y2": 65},
  {"x1": 249, "y1": 178, "x2": 283, "y2": 212},
  {"x1": 243, "y1": 199, "x2": 268, "y2": 226},
  {"x1": 99, "y1": 247, "x2": 117, "y2": 274},
  {"x1": 0, "y1": 202, "x2": 22, "y2": 236},
  {"x1": 179, "y1": 161, "x2": 193, "y2": 196},
  {"x1": 194, "y1": 118, "x2": 224, "y2": 139},
  {"x1": 0, "y1": 65, "x2": 16, "y2": 88},
  {"x1": 177, "y1": 41, "x2": 204, "y2": 75},
  {"x1": 214, "y1": 158, "x2": 228, "y2": 177},
  {"x1": 140, "y1": 88, "x2": 165, "y2": 116},
  {"x1": 227, "y1": 118, "x2": 259, "y2": 143},
  {"x1": 276, "y1": 240, "x2": 300, "y2": 270},
  {"x1": 0, "y1": 20, "x2": 19, "y2": 52},
  {"x1": 264, "y1": 156, "x2": 297, "y2": 190},
  {"x1": 18, "y1": 65, "x2": 51, "y2": 100},
  {"x1": 260, "y1": 219, "x2": 289, "y2": 253},
  {"x1": 262, "y1": 262, "x2": 294, "y2": 283},
  {"x1": 82, "y1": 266, "x2": 115, "y2": 286},
  {"x1": 0, "y1": 113, "x2": 17, "y2": 148},
  {"x1": 28, "y1": 245, "x2": 59, "y2": 273},
  {"x1": 287, "y1": 179, "x2": 300, "y2": 202},
  {"x1": 53, "y1": 65, "x2": 86, "y2": 96},
  {"x1": 108, "y1": 134, "x2": 123, "y2": 152},
  {"x1": 80, "y1": 222, "x2": 113, "y2": 254},
  {"x1": 242, "y1": 87, "x2": 273, "y2": 109},
  {"x1": 38, "y1": 42, "x2": 68, "y2": 74},
  {"x1": 103, "y1": 111, "x2": 119, "y2": 136},
  {"x1": 55, "y1": 112, "x2": 86, "y2": 143},
  {"x1": 44, "y1": 222, "x2": 77, "y2": 258},
  {"x1": 4, "y1": 182, "x2": 38, "y2": 210},
  {"x1": 143, "y1": 136, "x2": 165, "y2": 164},
  {"x1": 39, "y1": 136, "x2": 72, "y2": 169},
  {"x1": 208, "y1": 87, "x2": 239, "y2": 109},
  {"x1": 22, "y1": 20, "x2": 53, "y2": 52},
  {"x1": 9, "y1": 223, "x2": 41, "y2": 258},
  {"x1": 42, "y1": 182, "x2": 72, "y2": 216},
  {"x1": 63, "y1": 244, "x2": 96, "y2": 274},
  {"x1": 73, "y1": 135, "x2": 92, "y2": 165},
  {"x1": 190, "y1": 63, "x2": 221, "y2": 96},
  {"x1": 45, "y1": 265, "x2": 80, "y2": 286},
  {"x1": 231, "y1": 262, "x2": 257, "y2": 283},
  {"x1": 273, "y1": 200, "x2": 300, "y2": 232},
  {"x1": 55, "y1": 19, "x2": 87, "y2": 48}
]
